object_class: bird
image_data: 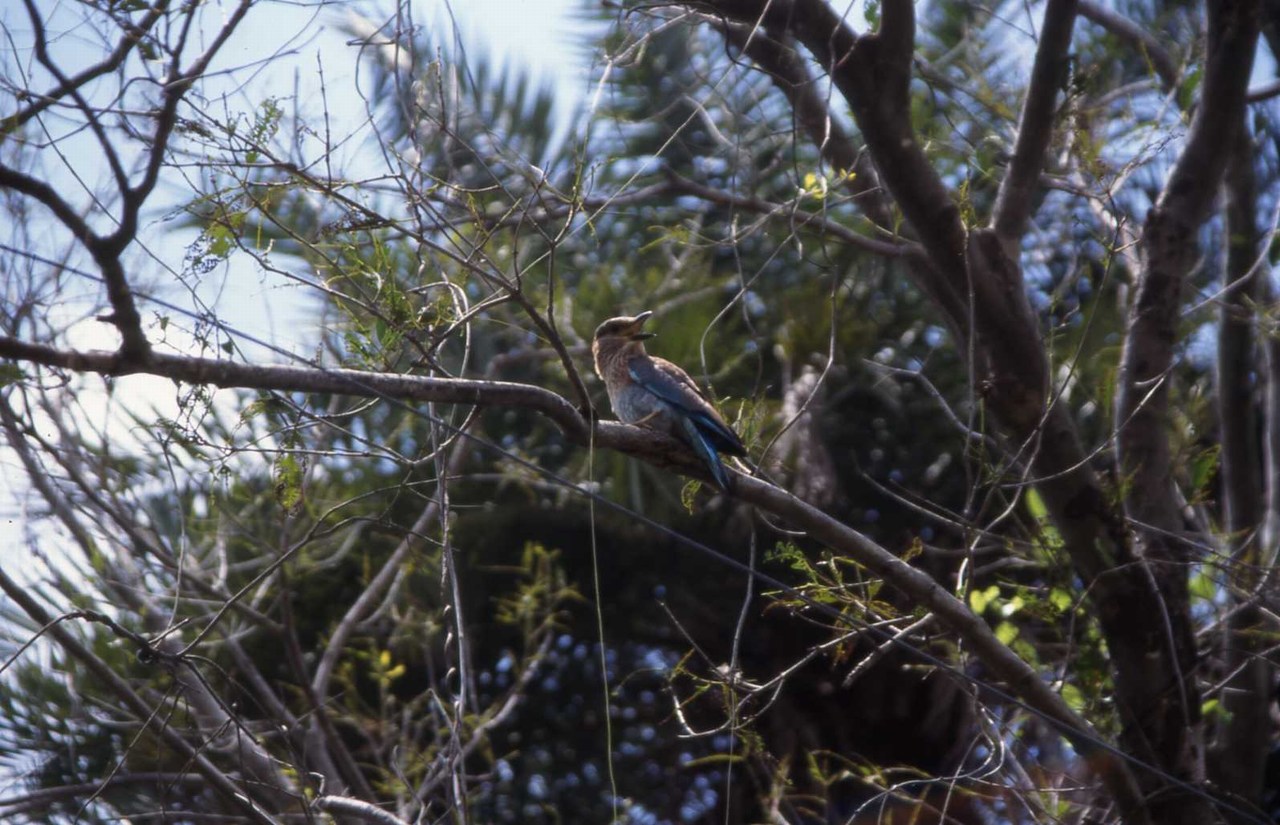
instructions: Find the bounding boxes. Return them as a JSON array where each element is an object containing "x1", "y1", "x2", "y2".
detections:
[{"x1": 592, "y1": 311, "x2": 747, "y2": 490}]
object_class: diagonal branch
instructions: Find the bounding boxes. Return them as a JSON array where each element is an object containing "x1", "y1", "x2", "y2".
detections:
[
  {"x1": 706, "y1": 0, "x2": 968, "y2": 278},
  {"x1": 991, "y1": 0, "x2": 1078, "y2": 242},
  {"x1": 0, "y1": 163, "x2": 98, "y2": 248},
  {"x1": 23, "y1": 0, "x2": 130, "y2": 192},
  {"x1": 716, "y1": 20, "x2": 970, "y2": 332},
  {"x1": 665, "y1": 171, "x2": 918, "y2": 258},
  {"x1": 1078, "y1": 1, "x2": 1180, "y2": 91}
]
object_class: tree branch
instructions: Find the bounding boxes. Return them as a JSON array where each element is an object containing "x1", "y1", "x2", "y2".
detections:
[
  {"x1": 666, "y1": 171, "x2": 918, "y2": 258},
  {"x1": 1117, "y1": 0, "x2": 1260, "y2": 542},
  {"x1": 991, "y1": 0, "x2": 1078, "y2": 242},
  {"x1": 2, "y1": 3, "x2": 168, "y2": 136},
  {"x1": 1210, "y1": 118, "x2": 1270, "y2": 811},
  {"x1": 0, "y1": 773, "x2": 204, "y2": 818},
  {"x1": 728, "y1": 473, "x2": 1149, "y2": 819},
  {"x1": 713, "y1": 3, "x2": 974, "y2": 341},
  {"x1": 23, "y1": 0, "x2": 130, "y2": 192},
  {"x1": 1078, "y1": 1, "x2": 1180, "y2": 91},
  {"x1": 705, "y1": 0, "x2": 967, "y2": 277},
  {"x1": 314, "y1": 795, "x2": 410, "y2": 825}
]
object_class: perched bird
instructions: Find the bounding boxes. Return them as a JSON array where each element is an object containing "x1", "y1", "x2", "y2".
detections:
[{"x1": 592, "y1": 311, "x2": 747, "y2": 490}]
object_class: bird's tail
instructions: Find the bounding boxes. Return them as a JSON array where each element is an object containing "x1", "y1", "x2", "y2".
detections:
[{"x1": 679, "y1": 415, "x2": 732, "y2": 491}]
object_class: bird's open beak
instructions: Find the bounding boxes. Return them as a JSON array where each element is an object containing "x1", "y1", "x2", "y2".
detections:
[{"x1": 630, "y1": 310, "x2": 655, "y2": 340}]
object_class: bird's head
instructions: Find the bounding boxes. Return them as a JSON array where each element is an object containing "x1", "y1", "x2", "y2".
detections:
[{"x1": 593, "y1": 311, "x2": 655, "y2": 348}]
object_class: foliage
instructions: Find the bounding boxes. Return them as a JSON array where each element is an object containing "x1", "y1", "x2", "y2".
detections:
[{"x1": 1, "y1": 1, "x2": 1278, "y2": 824}]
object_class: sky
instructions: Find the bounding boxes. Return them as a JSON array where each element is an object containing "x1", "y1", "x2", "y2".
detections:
[
  {"x1": 0, "y1": 0, "x2": 599, "y2": 578},
  {"x1": 168, "y1": 0, "x2": 599, "y2": 359}
]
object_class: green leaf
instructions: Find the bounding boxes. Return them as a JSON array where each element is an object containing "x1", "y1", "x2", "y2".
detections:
[
  {"x1": 0, "y1": 363, "x2": 26, "y2": 387},
  {"x1": 968, "y1": 584, "x2": 999, "y2": 615},
  {"x1": 207, "y1": 223, "x2": 234, "y2": 258},
  {"x1": 995, "y1": 621, "x2": 1019, "y2": 645},
  {"x1": 1024, "y1": 487, "x2": 1049, "y2": 521},
  {"x1": 1049, "y1": 588, "x2": 1074, "y2": 613},
  {"x1": 1189, "y1": 569, "x2": 1218, "y2": 602},
  {"x1": 1189, "y1": 445, "x2": 1220, "y2": 499},
  {"x1": 1024, "y1": 488, "x2": 1064, "y2": 553},
  {"x1": 273, "y1": 453, "x2": 305, "y2": 515},
  {"x1": 1201, "y1": 698, "x2": 1230, "y2": 723},
  {"x1": 999, "y1": 595, "x2": 1025, "y2": 618},
  {"x1": 1177, "y1": 66, "x2": 1203, "y2": 112},
  {"x1": 766, "y1": 541, "x2": 811, "y2": 575},
  {"x1": 680, "y1": 480, "x2": 700, "y2": 513},
  {"x1": 1061, "y1": 683, "x2": 1085, "y2": 712}
]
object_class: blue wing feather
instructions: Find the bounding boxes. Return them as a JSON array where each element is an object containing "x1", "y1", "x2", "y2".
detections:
[{"x1": 628, "y1": 357, "x2": 746, "y2": 456}]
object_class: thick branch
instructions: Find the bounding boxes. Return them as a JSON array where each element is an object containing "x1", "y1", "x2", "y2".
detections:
[
  {"x1": 707, "y1": 0, "x2": 967, "y2": 277},
  {"x1": 718, "y1": 21, "x2": 970, "y2": 332},
  {"x1": 729, "y1": 474, "x2": 1148, "y2": 819},
  {"x1": 1211, "y1": 122, "x2": 1269, "y2": 816},
  {"x1": 0, "y1": 773, "x2": 204, "y2": 818},
  {"x1": 1110, "y1": 3, "x2": 1259, "y2": 817},
  {"x1": 991, "y1": 0, "x2": 1078, "y2": 242},
  {"x1": 0, "y1": 163, "x2": 98, "y2": 248},
  {"x1": 1117, "y1": 0, "x2": 1260, "y2": 538},
  {"x1": 0, "y1": 336, "x2": 586, "y2": 432}
]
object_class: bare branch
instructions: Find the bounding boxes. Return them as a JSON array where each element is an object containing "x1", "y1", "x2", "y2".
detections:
[
  {"x1": 314, "y1": 795, "x2": 410, "y2": 825},
  {"x1": 1247, "y1": 77, "x2": 1280, "y2": 101},
  {"x1": 0, "y1": 773, "x2": 204, "y2": 818},
  {"x1": 991, "y1": 0, "x2": 1078, "y2": 242},
  {"x1": 666, "y1": 171, "x2": 919, "y2": 258},
  {"x1": 1, "y1": 4, "x2": 167, "y2": 135},
  {"x1": 0, "y1": 163, "x2": 99, "y2": 248},
  {"x1": 22, "y1": 0, "x2": 130, "y2": 192},
  {"x1": 1078, "y1": 1, "x2": 1180, "y2": 91}
]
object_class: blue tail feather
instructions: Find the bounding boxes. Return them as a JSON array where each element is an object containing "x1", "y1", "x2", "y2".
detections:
[
  {"x1": 686, "y1": 410, "x2": 746, "y2": 456},
  {"x1": 680, "y1": 415, "x2": 732, "y2": 490}
]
